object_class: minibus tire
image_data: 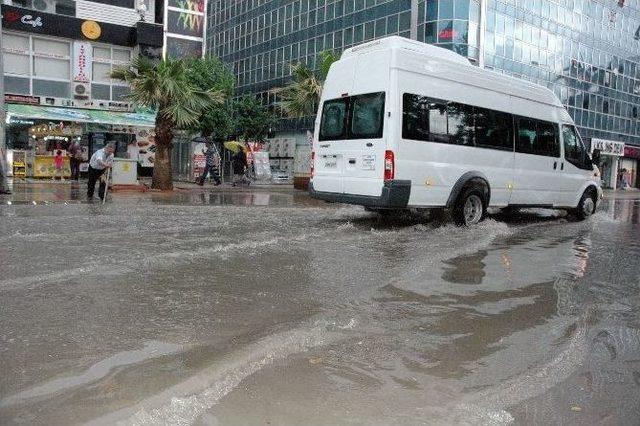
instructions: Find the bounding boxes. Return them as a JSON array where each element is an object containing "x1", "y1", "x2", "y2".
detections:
[
  {"x1": 452, "y1": 187, "x2": 487, "y2": 226},
  {"x1": 572, "y1": 190, "x2": 597, "y2": 221}
]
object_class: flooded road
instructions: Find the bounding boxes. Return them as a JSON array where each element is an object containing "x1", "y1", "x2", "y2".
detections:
[{"x1": 1, "y1": 184, "x2": 639, "y2": 425}]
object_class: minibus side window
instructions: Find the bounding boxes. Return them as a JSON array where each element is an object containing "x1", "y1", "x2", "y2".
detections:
[
  {"x1": 448, "y1": 103, "x2": 475, "y2": 146},
  {"x1": 516, "y1": 118, "x2": 559, "y2": 157},
  {"x1": 350, "y1": 92, "x2": 385, "y2": 139},
  {"x1": 475, "y1": 107, "x2": 514, "y2": 151},
  {"x1": 402, "y1": 94, "x2": 448, "y2": 143},
  {"x1": 537, "y1": 121, "x2": 560, "y2": 157},
  {"x1": 319, "y1": 99, "x2": 347, "y2": 141},
  {"x1": 562, "y1": 125, "x2": 592, "y2": 170}
]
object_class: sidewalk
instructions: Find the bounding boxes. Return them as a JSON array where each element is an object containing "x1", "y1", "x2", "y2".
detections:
[
  {"x1": 603, "y1": 188, "x2": 640, "y2": 199},
  {"x1": 0, "y1": 178, "x2": 322, "y2": 208}
]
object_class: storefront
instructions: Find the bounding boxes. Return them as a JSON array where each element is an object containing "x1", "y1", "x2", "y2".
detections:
[
  {"x1": 591, "y1": 138, "x2": 625, "y2": 190},
  {"x1": 621, "y1": 146, "x2": 640, "y2": 189},
  {"x1": 5, "y1": 104, "x2": 155, "y2": 178}
]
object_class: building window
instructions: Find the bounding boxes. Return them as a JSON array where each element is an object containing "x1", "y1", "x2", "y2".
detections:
[
  {"x1": 1, "y1": 31, "x2": 130, "y2": 102},
  {"x1": 91, "y1": 45, "x2": 132, "y2": 101}
]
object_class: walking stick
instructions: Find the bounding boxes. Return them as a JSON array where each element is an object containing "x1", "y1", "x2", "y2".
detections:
[{"x1": 102, "y1": 167, "x2": 111, "y2": 205}]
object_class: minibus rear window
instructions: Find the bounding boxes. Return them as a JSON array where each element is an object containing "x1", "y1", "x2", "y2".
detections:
[
  {"x1": 319, "y1": 99, "x2": 347, "y2": 140},
  {"x1": 319, "y1": 92, "x2": 385, "y2": 141},
  {"x1": 350, "y1": 92, "x2": 385, "y2": 139}
]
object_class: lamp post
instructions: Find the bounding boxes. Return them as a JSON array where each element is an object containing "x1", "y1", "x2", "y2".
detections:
[
  {"x1": 0, "y1": 6, "x2": 10, "y2": 193},
  {"x1": 410, "y1": 0, "x2": 418, "y2": 40}
]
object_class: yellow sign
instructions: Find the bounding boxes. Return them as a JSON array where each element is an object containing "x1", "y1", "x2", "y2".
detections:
[
  {"x1": 34, "y1": 156, "x2": 70, "y2": 178},
  {"x1": 122, "y1": 163, "x2": 131, "y2": 172},
  {"x1": 81, "y1": 21, "x2": 101, "y2": 40}
]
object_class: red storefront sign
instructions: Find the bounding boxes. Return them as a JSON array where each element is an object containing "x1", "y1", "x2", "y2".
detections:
[
  {"x1": 4, "y1": 94, "x2": 40, "y2": 105},
  {"x1": 624, "y1": 146, "x2": 640, "y2": 159},
  {"x1": 438, "y1": 28, "x2": 458, "y2": 40}
]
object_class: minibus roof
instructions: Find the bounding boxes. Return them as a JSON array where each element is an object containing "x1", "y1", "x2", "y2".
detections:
[
  {"x1": 340, "y1": 36, "x2": 564, "y2": 110},
  {"x1": 341, "y1": 36, "x2": 472, "y2": 67}
]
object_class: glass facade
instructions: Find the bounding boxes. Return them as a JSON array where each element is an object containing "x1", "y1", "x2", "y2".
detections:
[{"x1": 207, "y1": 0, "x2": 640, "y2": 147}]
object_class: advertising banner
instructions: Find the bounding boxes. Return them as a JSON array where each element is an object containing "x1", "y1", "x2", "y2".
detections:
[
  {"x1": 164, "y1": 0, "x2": 206, "y2": 59},
  {"x1": 135, "y1": 128, "x2": 156, "y2": 168},
  {"x1": 192, "y1": 141, "x2": 206, "y2": 179},
  {"x1": 73, "y1": 41, "x2": 93, "y2": 83}
]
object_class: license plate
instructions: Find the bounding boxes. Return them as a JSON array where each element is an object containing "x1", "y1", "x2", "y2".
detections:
[
  {"x1": 324, "y1": 160, "x2": 337, "y2": 169},
  {"x1": 362, "y1": 155, "x2": 375, "y2": 170}
]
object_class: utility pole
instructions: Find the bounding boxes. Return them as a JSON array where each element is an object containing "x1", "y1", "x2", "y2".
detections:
[
  {"x1": 0, "y1": 6, "x2": 10, "y2": 194},
  {"x1": 478, "y1": 0, "x2": 487, "y2": 68},
  {"x1": 410, "y1": 0, "x2": 419, "y2": 40}
]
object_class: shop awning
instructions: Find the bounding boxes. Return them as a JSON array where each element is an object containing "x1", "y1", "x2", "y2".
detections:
[{"x1": 6, "y1": 104, "x2": 156, "y2": 127}]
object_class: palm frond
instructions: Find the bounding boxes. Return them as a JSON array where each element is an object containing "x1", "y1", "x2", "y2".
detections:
[{"x1": 110, "y1": 56, "x2": 222, "y2": 128}]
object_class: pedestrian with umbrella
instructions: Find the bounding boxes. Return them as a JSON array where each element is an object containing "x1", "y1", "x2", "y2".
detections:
[{"x1": 225, "y1": 141, "x2": 250, "y2": 186}]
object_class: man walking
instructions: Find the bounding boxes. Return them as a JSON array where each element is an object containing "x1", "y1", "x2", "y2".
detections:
[
  {"x1": 87, "y1": 142, "x2": 114, "y2": 201},
  {"x1": 198, "y1": 141, "x2": 221, "y2": 186}
]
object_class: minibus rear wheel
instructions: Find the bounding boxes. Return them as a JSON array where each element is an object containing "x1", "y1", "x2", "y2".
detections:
[{"x1": 453, "y1": 187, "x2": 487, "y2": 226}]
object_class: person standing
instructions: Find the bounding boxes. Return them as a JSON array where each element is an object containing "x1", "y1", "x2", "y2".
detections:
[
  {"x1": 0, "y1": 147, "x2": 11, "y2": 194},
  {"x1": 53, "y1": 150, "x2": 65, "y2": 181},
  {"x1": 87, "y1": 142, "x2": 115, "y2": 200},
  {"x1": 68, "y1": 141, "x2": 82, "y2": 180},
  {"x1": 198, "y1": 141, "x2": 221, "y2": 186},
  {"x1": 232, "y1": 147, "x2": 249, "y2": 186}
]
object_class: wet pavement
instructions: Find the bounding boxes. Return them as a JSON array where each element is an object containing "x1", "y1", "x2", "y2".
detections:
[{"x1": 1, "y1": 181, "x2": 639, "y2": 425}]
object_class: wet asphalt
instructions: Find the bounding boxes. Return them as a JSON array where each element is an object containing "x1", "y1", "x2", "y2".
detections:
[{"x1": 0, "y1": 182, "x2": 639, "y2": 425}]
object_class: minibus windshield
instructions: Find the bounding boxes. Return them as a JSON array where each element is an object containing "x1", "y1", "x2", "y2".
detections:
[{"x1": 319, "y1": 92, "x2": 385, "y2": 141}]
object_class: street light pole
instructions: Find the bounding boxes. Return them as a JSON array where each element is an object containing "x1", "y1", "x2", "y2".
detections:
[
  {"x1": 0, "y1": 6, "x2": 10, "y2": 193},
  {"x1": 410, "y1": 0, "x2": 419, "y2": 40}
]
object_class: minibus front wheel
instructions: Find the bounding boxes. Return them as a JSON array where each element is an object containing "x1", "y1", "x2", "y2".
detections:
[
  {"x1": 572, "y1": 188, "x2": 597, "y2": 221},
  {"x1": 452, "y1": 187, "x2": 487, "y2": 226}
]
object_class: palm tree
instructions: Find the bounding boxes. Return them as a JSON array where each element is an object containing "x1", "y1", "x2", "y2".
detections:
[
  {"x1": 111, "y1": 57, "x2": 224, "y2": 190},
  {"x1": 277, "y1": 50, "x2": 339, "y2": 118}
]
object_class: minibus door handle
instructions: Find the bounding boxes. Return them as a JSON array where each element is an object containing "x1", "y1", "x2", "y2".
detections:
[
  {"x1": 366, "y1": 142, "x2": 373, "y2": 147},
  {"x1": 553, "y1": 161, "x2": 557, "y2": 170},
  {"x1": 348, "y1": 158, "x2": 356, "y2": 164},
  {"x1": 561, "y1": 162, "x2": 564, "y2": 170}
]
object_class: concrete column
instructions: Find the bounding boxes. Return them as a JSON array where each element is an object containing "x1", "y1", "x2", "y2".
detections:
[
  {"x1": 1, "y1": 9, "x2": 5, "y2": 151},
  {"x1": 611, "y1": 157, "x2": 619, "y2": 190},
  {"x1": 478, "y1": 0, "x2": 487, "y2": 68},
  {"x1": 410, "y1": 0, "x2": 419, "y2": 40},
  {"x1": 0, "y1": 9, "x2": 9, "y2": 192}
]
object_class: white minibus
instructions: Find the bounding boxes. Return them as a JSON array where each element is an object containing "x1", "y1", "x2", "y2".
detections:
[{"x1": 309, "y1": 36, "x2": 603, "y2": 225}]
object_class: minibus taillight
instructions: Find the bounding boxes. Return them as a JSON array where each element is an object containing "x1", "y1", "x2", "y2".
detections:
[
  {"x1": 310, "y1": 151, "x2": 315, "y2": 179},
  {"x1": 384, "y1": 150, "x2": 394, "y2": 181}
]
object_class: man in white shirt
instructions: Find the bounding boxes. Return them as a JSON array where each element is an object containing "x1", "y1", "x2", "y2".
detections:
[{"x1": 87, "y1": 142, "x2": 115, "y2": 200}]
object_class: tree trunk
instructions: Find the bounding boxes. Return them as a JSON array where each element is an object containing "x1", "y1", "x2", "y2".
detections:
[{"x1": 151, "y1": 118, "x2": 174, "y2": 191}]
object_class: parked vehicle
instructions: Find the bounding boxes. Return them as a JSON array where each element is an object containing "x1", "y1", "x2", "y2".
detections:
[{"x1": 309, "y1": 36, "x2": 602, "y2": 225}]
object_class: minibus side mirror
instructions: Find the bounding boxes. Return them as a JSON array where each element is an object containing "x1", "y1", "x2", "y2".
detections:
[{"x1": 591, "y1": 149, "x2": 601, "y2": 165}]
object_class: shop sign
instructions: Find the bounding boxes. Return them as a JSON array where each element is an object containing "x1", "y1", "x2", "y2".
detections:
[
  {"x1": 73, "y1": 41, "x2": 93, "y2": 83},
  {"x1": 624, "y1": 146, "x2": 640, "y2": 159},
  {"x1": 591, "y1": 138, "x2": 624, "y2": 156},
  {"x1": 4, "y1": 94, "x2": 40, "y2": 105},
  {"x1": 1, "y1": 4, "x2": 136, "y2": 47},
  {"x1": 8, "y1": 118, "x2": 35, "y2": 125},
  {"x1": 81, "y1": 20, "x2": 102, "y2": 40}
]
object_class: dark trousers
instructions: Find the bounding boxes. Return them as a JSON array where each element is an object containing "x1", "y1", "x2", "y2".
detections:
[
  {"x1": 70, "y1": 158, "x2": 80, "y2": 180},
  {"x1": 199, "y1": 163, "x2": 221, "y2": 185},
  {"x1": 87, "y1": 166, "x2": 107, "y2": 199}
]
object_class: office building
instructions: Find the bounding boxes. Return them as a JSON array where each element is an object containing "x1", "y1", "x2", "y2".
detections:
[{"x1": 207, "y1": 0, "x2": 640, "y2": 188}]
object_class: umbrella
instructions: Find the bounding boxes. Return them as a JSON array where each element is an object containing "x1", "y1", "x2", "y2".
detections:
[{"x1": 224, "y1": 141, "x2": 246, "y2": 153}]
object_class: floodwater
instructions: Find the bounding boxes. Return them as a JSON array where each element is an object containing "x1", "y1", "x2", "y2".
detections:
[{"x1": 1, "y1": 183, "x2": 639, "y2": 425}]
